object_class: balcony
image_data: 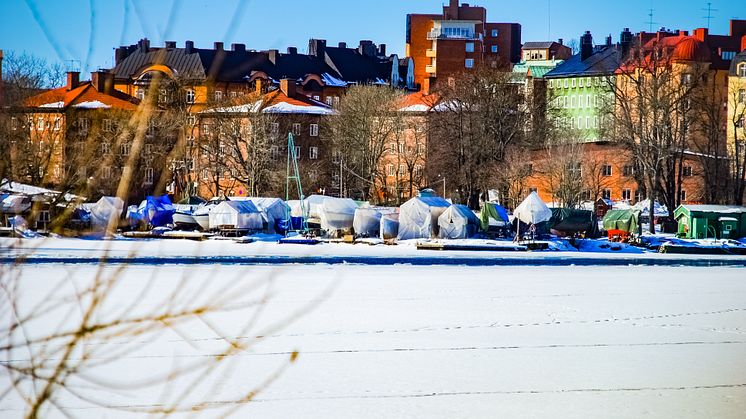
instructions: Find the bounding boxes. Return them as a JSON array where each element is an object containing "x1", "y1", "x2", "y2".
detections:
[
  {"x1": 427, "y1": 30, "x2": 483, "y2": 41},
  {"x1": 425, "y1": 65, "x2": 437, "y2": 74},
  {"x1": 426, "y1": 49, "x2": 437, "y2": 58}
]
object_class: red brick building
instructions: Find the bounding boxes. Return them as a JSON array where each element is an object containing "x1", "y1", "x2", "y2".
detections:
[{"x1": 406, "y1": 0, "x2": 521, "y2": 92}]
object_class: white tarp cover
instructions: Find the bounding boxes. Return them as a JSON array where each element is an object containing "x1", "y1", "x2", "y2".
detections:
[
  {"x1": 380, "y1": 212, "x2": 400, "y2": 240},
  {"x1": 304, "y1": 195, "x2": 329, "y2": 220},
  {"x1": 232, "y1": 197, "x2": 290, "y2": 233},
  {"x1": 208, "y1": 201, "x2": 264, "y2": 230},
  {"x1": 90, "y1": 196, "x2": 124, "y2": 230},
  {"x1": 513, "y1": 192, "x2": 552, "y2": 225},
  {"x1": 320, "y1": 198, "x2": 358, "y2": 233},
  {"x1": 632, "y1": 199, "x2": 670, "y2": 217},
  {"x1": 286, "y1": 200, "x2": 303, "y2": 218},
  {"x1": 397, "y1": 197, "x2": 450, "y2": 240},
  {"x1": 353, "y1": 207, "x2": 396, "y2": 237},
  {"x1": 438, "y1": 204, "x2": 481, "y2": 239}
]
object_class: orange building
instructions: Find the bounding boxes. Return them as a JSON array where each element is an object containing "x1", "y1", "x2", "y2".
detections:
[{"x1": 406, "y1": 0, "x2": 521, "y2": 92}]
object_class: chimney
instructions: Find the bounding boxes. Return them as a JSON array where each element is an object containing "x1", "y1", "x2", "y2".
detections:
[
  {"x1": 165, "y1": 41, "x2": 176, "y2": 49},
  {"x1": 0, "y1": 49, "x2": 4, "y2": 107},
  {"x1": 448, "y1": 0, "x2": 459, "y2": 19},
  {"x1": 138, "y1": 38, "x2": 150, "y2": 53},
  {"x1": 66, "y1": 71, "x2": 80, "y2": 91},
  {"x1": 620, "y1": 28, "x2": 633, "y2": 57},
  {"x1": 255, "y1": 78, "x2": 265, "y2": 95},
  {"x1": 694, "y1": 28, "x2": 708, "y2": 41},
  {"x1": 580, "y1": 31, "x2": 593, "y2": 61},
  {"x1": 378, "y1": 43, "x2": 387, "y2": 56},
  {"x1": 232, "y1": 43, "x2": 246, "y2": 52},
  {"x1": 280, "y1": 78, "x2": 296, "y2": 98},
  {"x1": 338, "y1": 42, "x2": 347, "y2": 49},
  {"x1": 91, "y1": 70, "x2": 114, "y2": 94},
  {"x1": 185, "y1": 40, "x2": 194, "y2": 53},
  {"x1": 558, "y1": 38, "x2": 563, "y2": 45},
  {"x1": 268, "y1": 49, "x2": 279, "y2": 64},
  {"x1": 309, "y1": 39, "x2": 327, "y2": 58},
  {"x1": 214, "y1": 42, "x2": 224, "y2": 51},
  {"x1": 287, "y1": 46, "x2": 298, "y2": 54},
  {"x1": 115, "y1": 46, "x2": 131, "y2": 65},
  {"x1": 605, "y1": 35, "x2": 612, "y2": 47},
  {"x1": 742, "y1": 34, "x2": 746, "y2": 52},
  {"x1": 358, "y1": 40, "x2": 376, "y2": 57}
]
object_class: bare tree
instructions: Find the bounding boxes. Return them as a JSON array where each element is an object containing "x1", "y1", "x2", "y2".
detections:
[
  {"x1": 327, "y1": 85, "x2": 403, "y2": 203},
  {"x1": 728, "y1": 86, "x2": 746, "y2": 204}
]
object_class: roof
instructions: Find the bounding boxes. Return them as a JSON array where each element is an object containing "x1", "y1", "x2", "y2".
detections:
[
  {"x1": 522, "y1": 42, "x2": 556, "y2": 49},
  {"x1": 544, "y1": 45, "x2": 621, "y2": 78},
  {"x1": 205, "y1": 89, "x2": 334, "y2": 115},
  {"x1": 24, "y1": 82, "x2": 139, "y2": 110},
  {"x1": 399, "y1": 90, "x2": 438, "y2": 112},
  {"x1": 677, "y1": 204, "x2": 746, "y2": 215},
  {"x1": 323, "y1": 46, "x2": 392, "y2": 84}
]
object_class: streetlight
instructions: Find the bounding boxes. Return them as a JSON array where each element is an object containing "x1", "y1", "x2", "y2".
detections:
[{"x1": 437, "y1": 174, "x2": 446, "y2": 198}]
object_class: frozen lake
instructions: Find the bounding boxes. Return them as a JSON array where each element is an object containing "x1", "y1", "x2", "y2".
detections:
[{"x1": 2, "y1": 261, "x2": 746, "y2": 418}]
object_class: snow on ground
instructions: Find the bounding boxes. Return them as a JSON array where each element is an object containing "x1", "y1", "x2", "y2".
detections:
[{"x1": 1, "y1": 261, "x2": 745, "y2": 418}]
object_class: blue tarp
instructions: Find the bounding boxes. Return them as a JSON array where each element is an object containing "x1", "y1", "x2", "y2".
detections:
[{"x1": 138, "y1": 195, "x2": 175, "y2": 227}]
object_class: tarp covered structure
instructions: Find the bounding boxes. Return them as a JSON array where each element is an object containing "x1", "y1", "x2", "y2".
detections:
[
  {"x1": 320, "y1": 198, "x2": 358, "y2": 235},
  {"x1": 513, "y1": 192, "x2": 552, "y2": 225},
  {"x1": 1, "y1": 194, "x2": 32, "y2": 214},
  {"x1": 138, "y1": 195, "x2": 175, "y2": 227},
  {"x1": 353, "y1": 207, "x2": 396, "y2": 237},
  {"x1": 380, "y1": 212, "x2": 400, "y2": 240},
  {"x1": 602, "y1": 209, "x2": 641, "y2": 233},
  {"x1": 438, "y1": 204, "x2": 481, "y2": 239},
  {"x1": 548, "y1": 208, "x2": 600, "y2": 238},
  {"x1": 90, "y1": 196, "x2": 124, "y2": 231},
  {"x1": 480, "y1": 202, "x2": 510, "y2": 231},
  {"x1": 208, "y1": 200, "x2": 264, "y2": 230},
  {"x1": 237, "y1": 197, "x2": 290, "y2": 233},
  {"x1": 397, "y1": 196, "x2": 450, "y2": 240}
]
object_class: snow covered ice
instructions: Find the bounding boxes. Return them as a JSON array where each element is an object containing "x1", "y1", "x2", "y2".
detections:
[{"x1": 1, "y1": 239, "x2": 745, "y2": 418}]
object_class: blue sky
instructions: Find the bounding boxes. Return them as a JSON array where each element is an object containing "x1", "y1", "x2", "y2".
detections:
[{"x1": 0, "y1": 0, "x2": 742, "y2": 75}]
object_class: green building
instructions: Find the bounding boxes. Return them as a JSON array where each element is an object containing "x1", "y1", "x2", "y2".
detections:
[{"x1": 673, "y1": 205, "x2": 746, "y2": 239}]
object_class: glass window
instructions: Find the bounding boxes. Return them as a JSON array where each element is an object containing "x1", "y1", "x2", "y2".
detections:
[
  {"x1": 491, "y1": 29, "x2": 498, "y2": 37},
  {"x1": 622, "y1": 189, "x2": 631, "y2": 200},
  {"x1": 602, "y1": 189, "x2": 612, "y2": 200},
  {"x1": 491, "y1": 45, "x2": 498, "y2": 53},
  {"x1": 185, "y1": 89, "x2": 195, "y2": 103},
  {"x1": 310, "y1": 124, "x2": 319, "y2": 136},
  {"x1": 602, "y1": 165, "x2": 612, "y2": 177},
  {"x1": 739, "y1": 89, "x2": 746, "y2": 104},
  {"x1": 683, "y1": 166, "x2": 693, "y2": 177},
  {"x1": 563, "y1": 79, "x2": 569, "y2": 88},
  {"x1": 465, "y1": 58, "x2": 474, "y2": 68},
  {"x1": 465, "y1": 42, "x2": 474, "y2": 53},
  {"x1": 144, "y1": 167, "x2": 154, "y2": 185},
  {"x1": 579, "y1": 78, "x2": 584, "y2": 88},
  {"x1": 309, "y1": 146, "x2": 319, "y2": 160},
  {"x1": 292, "y1": 123, "x2": 301, "y2": 135},
  {"x1": 739, "y1": 64, "x2": 746, "y2": 77},
  {"x1": 214, "y1": 91, "x2": 223, "y2": 102}
]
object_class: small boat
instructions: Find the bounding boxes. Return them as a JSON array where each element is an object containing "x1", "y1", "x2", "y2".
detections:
[{"x1": 173, "y1": 196, "x2": 206, "y2": 230}]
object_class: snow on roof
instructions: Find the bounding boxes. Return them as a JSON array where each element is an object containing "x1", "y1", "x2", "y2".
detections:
[
  {"x1": 400, "y1": 104, "x2": 431, "y2": 112},
  {"x1": 682, "y1": 205, "x2": 746, "y2": 214},
  {"x1": 321, "y1": 72, "x2": 348, "y2": 87},
  {"x1": 73, "y1": 100, "x2": 111, "y2": 109},
  {"x1": 0, "y1": 179, "x2": 81, "y2": 202},
  {"x1": 262, "y1": 101, "x2": 335, "y2": 115},
  {"x1": 39, "y1": 101, "x2": 65, "y2": 108}
]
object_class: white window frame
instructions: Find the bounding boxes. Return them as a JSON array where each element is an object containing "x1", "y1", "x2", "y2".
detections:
[
  {"x1": 185, "y1": 89, "x2": 195, "y2": 104},
  {"x1": 602, "y1": 164, "x2": 613, "y2": 177},
  {"x1": 309, "y1": 146, "x2": 319, "y2": 160},
  {"x1": 292, "y1": 123, "x2": 301, "y2": 135},
  {"x1": 310, "y1": 124, "x2": 319, "y2": 137},
  {"x1": 465, "y1": 42, "x2": 475, "y2": 53},
  {"x1": 294, "y1": 146, "x2": 301, "y2": 159},
  {"x1": 465, "y1": 58, "x2": 474, "y2": 68},
  {"x1": 491, "y1": 45, "x2": 498, "y2": 53},
  {"x1": 144, "y1": 167, "x2": 154, "y2": 185},
  {"x1": 121, "y1": 143, "x2": 131, "y2": 156},
  {"x1": 214, "y1": 90, "x2": 223, "y2": 102}
]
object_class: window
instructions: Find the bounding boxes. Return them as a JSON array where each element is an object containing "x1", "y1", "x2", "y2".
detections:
[
  {"x1": 529, "y1": 187, "x2": 538, "y2": 193},
  {"x1": 333, "y1": 96, "x2": 340, "y2": 108},
  {"x1": 271, "y1": 123, "x2": 279, "y2": 135},
  {"x1": 414, "y1": 165, "x2": 423, "y2": 178},
  {"x1": 586, "y1": 95, "x2": 591, "y2": 107},
  {"x1": 622, "y1": 189, "x2": 631, "y2": 201},
  {"x1": 593, "y1": 116, "x2": 599, "y2": 128},
  {"x1": 739, "y1": 89, "x2": 745, "y2": 104},
  {"x1": 563, "y1": 79, "x2": 569, "y2": 88},
  {"x1": 581, "y1": 190, "x2": 591, "y2": 201},
  {"x1": 313, "y1": 95, "x2": 320, "y2": 101},
  {"x1": 294, "y1": 146, "x2": 301, "y2": 159},
  {"x1": 292, "y1": 123, "x2": 301, "y2": 135},
  {"x1": 465, "y1": 58, "x2": 474, "y2": 68},
  {"x1": 683, "y1": 166, "x2": 693, "y2": 177},
  {"x1": 465, "y1": 42, "x2": 474, "y2": 53},
  {"x1": 202, "y1": 123, "x2": 210, "y2": 134},
  {"x1": 101, "y1": 143, "x2": 111, "y2": 155},
  {"x1": 721, "y1": 51, "x2": 736, "y2": 60},
  {"x1": 602, "y1": 189, "x2": 612, "y2": 200},
  {"x1": 309, "y1": 146, "x2": 318, "y2": 160},
  {"x1": 577, "y1": 117, "x2": 583, "y2": 129},
  {"x1": 491, "y1": 29, "x2": 498, "y2": 37},
  {"x1": 387, "y1": 164, "x2": 395, "y2": 176},
  {"x1": 680, "y1": 190, "x2": 687, "y2": 201},
  {"x1": 37, "y1": 117, "x2": 44, "y2": 131},
  {"x1": 185, "y1": 89, "x2": 195, "y2": 103},
  {"x1": 53, "y1": 117, "x2": 61, "y2": 131},
  {"x1": 213, "y1": 91, "x2": 223, "y2": 102},
  {"x1": 202, "y1": 169, "x2": 209, "y2": 180},
  {"x1": 77, "y1": 117, "x2": 89, "y2": 133},
  {"x1": 326, "y1": 96, "x2": 334, "y2": 106},
  {"x1": 147, "y1": 121, "x2": 156, "y2": 136},
  {"x1": 567, "y1": 162, "x2": 581, "y2": 177},
  {"x1": 417, "y1": 144, "x2": 426, "y2": 155},
  {"x1": 144, "y1": 144, "x2": 153, "y2": 155},
  {"x1": 103, "y1": 119, "x2": 116, "y2": 133},
  {"x1": 571, "y1": 96, "x2": 577, "y2": 108},
  {"x1": 579, "y1": 78, "x2": 584, "y2": 88},
  {"x1": 739, "y1": 64, "x2": 746, "y2": 77},
  {"x1": 491, "y1": 45, "x2": 498, "y2": 53},
  {"x1": 121, "y1": 143, "x2": 131, "y2": 156},
  {"x1": 602, "y1": 164, "x2": 612, "y2": 177},
  {"x1": 680, "y1": 74, "x2": 692, "y2": 85},
  {"x1": 399, "y1": 164, "x2": 406, "y2": 175},
  {"x1": 102, "y1": 166, "x2": 111, "y2": 180},
  {"x1": 585, "y1": 116, "x2": 590, "y2": 129},
  {"x1": 159, "y1": 89, "x2": 169, "y2": 103},
  {"x1": 623, "y1": 165, "x2": 634, "y2": 177},
  {"x1": 571, "y1": 78, "x2": 576, "y2": 88},
  {"x1": 332, "y1": 150, "x2": 341, "y2": 164},
  {"x1": 144, "y1": 167, "x2": 154, "y2": 185},
  {"x1": 135, "y1": 88, "x2": 144, "y2": 100},
  {"x1": 270, "y1": 146, "x2": 279, "y2": 160},
  {"x1": 310, "y1": 124, "x2": 319, "y2": 136},
  {"x1": 548, "y1": 80, "x2": 554, "y2": 88},
  {"x1": 389, "y1": 143, "x2": 397, "y2": 154},
  {"x1": 186, "y1": 116, "x2": 196, "y2": 126},
  {"x1": 230, "y1": 91, "x2": 238, "y2": 98}
]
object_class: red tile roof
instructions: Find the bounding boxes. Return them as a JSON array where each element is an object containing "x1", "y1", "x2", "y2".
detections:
[{"x1": 24, "y1": 82, "x2": 140, "y2": 110}]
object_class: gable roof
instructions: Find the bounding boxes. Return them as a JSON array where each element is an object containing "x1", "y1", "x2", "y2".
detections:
[
  {"x1": 323, "y1": 46, "x2": 392, "y2": 84},
  {"x1": 24, "y1": 82, "x2": 139, "y2": 110},
  {"x1": 544, "y1": 45, "x2": 621, "y2": 78},
  {"x1": 204, "y1": 89, "x2": 334, "y2": 115},
  {"x1": 522, "y1": 41, "x2": 556, "y2": 49}
]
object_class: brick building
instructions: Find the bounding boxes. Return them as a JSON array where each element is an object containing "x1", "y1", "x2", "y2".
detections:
[{"x1": 406, "y1": 0, "x2": 521, "y2": 92}]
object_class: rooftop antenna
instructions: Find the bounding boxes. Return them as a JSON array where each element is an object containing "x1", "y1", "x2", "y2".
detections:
[
  {"x1": 64, "y1": 60, "x2": 81, "y2": 72},
  {"x1": 702, "y1": 2, "x2": 718, "y2": 30},
  {"x1": 644, "y1": 8, "x2": 658, "y2": 32}
]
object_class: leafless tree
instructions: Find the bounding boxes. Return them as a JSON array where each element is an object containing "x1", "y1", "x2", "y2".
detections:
[{"x1": 728, "y1": 86, "x2": 746, "y2": 204}]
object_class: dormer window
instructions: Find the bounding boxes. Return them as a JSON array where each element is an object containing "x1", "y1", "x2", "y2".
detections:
[{"x1": 739, "y1": 63, "x2": 746, "y2": 77}]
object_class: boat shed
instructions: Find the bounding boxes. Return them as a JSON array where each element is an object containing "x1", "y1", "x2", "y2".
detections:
[{"x1": 673, "y1": 205, "x2": 746, "y2": 239}]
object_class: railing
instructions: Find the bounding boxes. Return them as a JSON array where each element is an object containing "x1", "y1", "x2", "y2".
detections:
[
  {"x1": 425, "y1": 65, "x2": 437, "y2": 74},
  {"x1": 427, "y1": 31, "x2": 482, "y2": 40}
]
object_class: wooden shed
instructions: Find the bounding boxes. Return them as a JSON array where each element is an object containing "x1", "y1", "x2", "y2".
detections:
[{"x1": 673, "y1": 205, "x2": 746, "y2": 239}]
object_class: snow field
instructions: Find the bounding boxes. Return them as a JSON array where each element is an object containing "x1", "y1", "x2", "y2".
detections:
[{"x1": 1, "y1": 263, "x2": 745, "y2": 418}]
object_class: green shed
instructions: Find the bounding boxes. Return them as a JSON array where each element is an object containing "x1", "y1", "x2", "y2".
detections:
[{"x1": 673, "y1": 205, "x2": 746, "y2": 239}]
